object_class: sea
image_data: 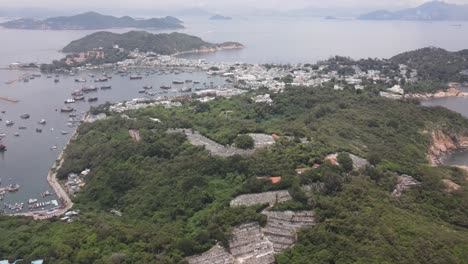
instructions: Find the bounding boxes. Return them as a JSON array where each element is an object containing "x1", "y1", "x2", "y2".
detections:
[{"x1": 1, "y1": 15, "x2": 468, "y2": 211}]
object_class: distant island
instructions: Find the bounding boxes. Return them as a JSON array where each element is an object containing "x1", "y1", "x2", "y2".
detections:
[
  {"x1": 359, "y1": 1, "x2": 468, "y2": 21},
  {"x1": 209, "y1": 15, "x2": 232, "y2": 20},
  {"x1": 40, "y1": 31, "x2": 243, "y2": 71},
  {"x1": 62, "y1": 31, "x2": 243, "y2": 54},
  {"x1": 0, "y1": 11, "x2": 184, "y2": 30}
]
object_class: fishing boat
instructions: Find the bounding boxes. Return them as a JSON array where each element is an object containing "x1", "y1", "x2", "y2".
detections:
[
  {"x1": 20, "y1": 114, "x2": 30, "y2": 119},
  {"x1": 0, "y1": 144, "x2": 6, "y2": 152},
  {"x1": 82, "y1": 86, "x2": 98, "y2": 93},
  {"x1": 160, "y1": 85, "x2": 172, "y2": 90},
  {"x1": 64, "y1": 99, "x2": 75, "y2": 104},
  {"x1": 14, "y1": 132, "x2": 19, "y2": 137},
  {"x1": 138, "y1": 90, "x2": 146, "y2": 94},
  {"x1": 5, "y1": 120, "x2": 14, "y2": 126},
  {"x1": 129, "y1": 75, "x2": 143, "y2": 80},
  {"x1": 143, "y1": 85, "x2": 153, "y2": 89},
  {"x1": 88, "y1": 97, "x2": 98, "y2": 102},
  {"x1": 38, "y1": 119, "x2": 46, "y2": 125},
  {"x1": 61, "y1": 107, "x2": 74, "y2": 113},
  {"x1": 73, "y1": 96, "x2": 85, "y2": 101},
  {"x1": 74, "y1": 78, "x2": 86, "y2": 83},
  {"x1": 172, "y1": 80, "x2": 184, "y2": 84},
  {"x1": 71, "y1": 90, "x2": 83, "y2": 96},
  {"x1": 61, "y1": 130, "x2": 69, "y2": 135},
  {"x1": 180, "y1": 87, "x2": 192, "y2": 92},
  {"x1": 100, "y1": 86, "x2": 112, "y2": 90}
]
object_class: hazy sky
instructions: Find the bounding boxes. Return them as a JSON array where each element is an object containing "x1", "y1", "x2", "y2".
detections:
[{"x1": 2, "y1": 0, "x2": 468, "y2": 10}]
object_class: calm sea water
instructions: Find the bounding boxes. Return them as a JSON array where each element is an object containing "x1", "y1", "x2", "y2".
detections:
[
  {"x1": 421, "y1": 91, "x2": 468, "y2": 166},
  {"x1": 1, "y1": 16, "x2": 468, "y2": 210}
]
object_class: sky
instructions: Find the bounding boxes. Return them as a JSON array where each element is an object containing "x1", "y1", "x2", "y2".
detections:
[{"x1": 2, "y1": 0, "x2": 468, "y2": 10}]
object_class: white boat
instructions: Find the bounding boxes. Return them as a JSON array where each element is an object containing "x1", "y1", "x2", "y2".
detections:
[
  {"x1": 39, "y1": 119, "x2": 46, "y2": 125},
  {"x1": 65, "y1": 99, "x2": 75, "y2": 104},
  {"x1": 5, "y1": 120, "x2": 14, "y2": 126}
]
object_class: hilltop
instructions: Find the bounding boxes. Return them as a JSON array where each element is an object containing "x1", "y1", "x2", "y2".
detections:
[
  {"x1": 359, "y1": 1, "x2": 468, "y2": 21},
  {"x1": 0, "y1": 11, "x2": 184, "y2": 30},
  {"x1": 62, "y1": 31, "x2": 243, "y2": 55}
]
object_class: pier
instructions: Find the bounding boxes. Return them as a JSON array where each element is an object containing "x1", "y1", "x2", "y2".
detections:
[{"x1": 4, "y1": 73, "x2": 30, "y2": 85}]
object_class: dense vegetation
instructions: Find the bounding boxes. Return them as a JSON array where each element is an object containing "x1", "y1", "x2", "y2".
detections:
[
  {"x1": 62, "y1": 31, "x2": 243, "y2": 54},
  {"x1": 1, "y1": 87, "x2": 468, "y2": 263},
  {"x1": 0, "y1": 12, "x2": 184, "y2": 30},
  {"x1": 391, "y1": 47, "x2": 468, "y2": 83}
]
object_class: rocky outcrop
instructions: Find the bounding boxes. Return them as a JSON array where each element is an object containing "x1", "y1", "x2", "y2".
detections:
[
  {"x1": 404, "y1": 87, "x2": 468, "y2": 100},
  {"x1": 392, "y1": 174, "x2": 421, "y2": 197},
  {"x1": 427, "y1": 131, "x2": 468, "y2": 165},
  {"x1": 442, "y1": 179, "x2": 462, "y2": 193}
]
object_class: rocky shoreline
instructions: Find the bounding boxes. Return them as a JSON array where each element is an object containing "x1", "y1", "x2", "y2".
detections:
[
  {"x1": 427, "y1": 130, "x2": 468, "y2": 166},
  {"x1": 404, "y1": 83, "x2": 468, "y2": 100}
]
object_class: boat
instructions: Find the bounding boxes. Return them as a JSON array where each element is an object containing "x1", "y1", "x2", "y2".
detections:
[
  {"x1": 143, "y1": 85, "x2": 153, "y2": 89},
  {"x1": 36, "y1": 128, "x2": 42, "y2": 133},
  {"x1": 54, "y1": 78, "x2": 60, "y2": 83},
  {"x1": 172, "y1": 80, "x2": 184, "y2": 84},
  {"x1": 14, "y1": 132, "x2": 19, "y2": 137},
  {"x1": 82, "y1": 86, "x2": 98, "y2": 92},
  {"x1": 185, "y1": 80, "x2": 193, "y2": 83},
  {"x1": 0, "y1": 133, "x2": 5, "y2": 137},
  {"x1": 94, "y1": 78, "x2": 108, "y2": 82},
  {"x1": 74, "y1": 78, "x2": 86, "y2": 83},
  {"x1": 61, "y1": 130, "x2": 69, "y2": 135},
  {"x1": 5, "y1": 120, "x2": 14, "y2": 126},
  {"x1": 28, "y1": 198, "x2": 38, "y2": 204},
  {"x1": 64, "y1": 99, "x2": 75, "y2": 104},
  {"x1": 88, "y1": 97, "x2": 98, "y2": 102},
  {"x1": 38, "y1": 119, "x2": 46, "y2": 125},
  {"x1": 18, "y1": 126, "x2": 27, "y2": 130},
  {"x1": 50, "y1": 145, "x2": 57, "y2": 150},
  {"x1": 20, "y1": 114, "x2": 30, "y2": 119},
  {"x1": 71, "y1": 90, "x2": 83, "y2": 96},
  {"x1": 194, "y1": 81, "x2": 200, "y2": 84},
  {"x1": 180, "y1": 87, "x2": 192, "y2": 92},
  {"x1": 138, "y1": 90, "x2": 146, "y2": 94},
  {"x1": 61, "y1": 107, "x2": 74, "y2": 113},
  {"x1": 129, "y1": 75, "x2": 143, "y2": 80},
  {"x1": 100, "y1": 86, "x2": 112, "y2": 90},
  {"x1": 73, "y1": 96, "x2": 85, "y2": 101},
  {"x1": 0, "y1": 144, "x2": 6, "y2": 152},
  {"x1": 160, "y1": 85, "x2": 172, "y2": 90}
]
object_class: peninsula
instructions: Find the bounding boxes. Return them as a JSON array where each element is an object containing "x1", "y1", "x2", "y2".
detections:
[{"x1": 0, "y1": 11, "x2": 184, "y2": 30}]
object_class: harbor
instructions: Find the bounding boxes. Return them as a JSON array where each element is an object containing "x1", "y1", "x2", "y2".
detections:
[{"x1": 0, "y1": 67, "x2": 227, "y2": 214}]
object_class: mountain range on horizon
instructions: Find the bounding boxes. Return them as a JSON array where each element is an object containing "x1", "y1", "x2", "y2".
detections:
[
  {"x1": 0, "y1": 11, "x2": 184, "y2": 30},
  {"x1": 359, "y1": 1, "x2": 468, "y2": 21}
]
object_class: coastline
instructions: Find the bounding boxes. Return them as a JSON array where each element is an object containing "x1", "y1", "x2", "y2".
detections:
[
  {"x1": 172, "y1": 44, "x2": 245, "y2": 57},
  {"x1": 12, "y1": 122, "x2": 78, "y2": 220},
  {"x1": 427, "y1": 130, "x2": 468, "y2": 166},
  {"x1": 404, "y1": 83, "x2": 468, "y2": 100}
]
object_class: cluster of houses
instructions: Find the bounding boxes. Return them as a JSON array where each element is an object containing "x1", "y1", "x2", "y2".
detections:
[{"x1": 65, "y1": 169, "x2": 90, "y2": 196}]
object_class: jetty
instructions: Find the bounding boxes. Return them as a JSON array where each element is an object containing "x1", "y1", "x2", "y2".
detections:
[
  {"x1": 0, "y1": 96, "x2": 19, "y2": 103},
  {"x1": 4, "y1": 73, "x2": 30, "y2": 85}
]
